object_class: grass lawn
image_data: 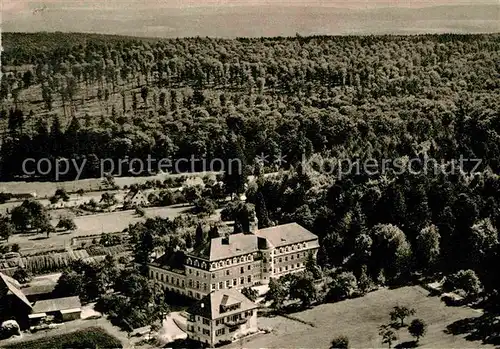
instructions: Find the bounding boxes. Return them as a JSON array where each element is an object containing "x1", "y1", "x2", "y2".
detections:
[
  {"x1": 7, "y1": 205, "x2": 221, "y2": 253},
  {"x1": 0, "y1": 172, "x2": 213, "y2": 197},
  {"x1": 232, "y1": 286, "x2": 494, "y2": 348},
  {"x1": 3, "y1": 327, "x2": 122, "y2": 349}
]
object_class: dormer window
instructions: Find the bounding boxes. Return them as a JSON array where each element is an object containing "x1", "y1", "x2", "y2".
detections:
[
  {"x1": 187, "y1": 258, "x2": 192, "y2": 265},
  {"x1": 201, "y1": 262, "x2": 207, "y2": 269},
  {"x1": 219, "y1": 261, "x2": 224, "y2": 267},
  {"x1": 194, "y1": 260, "x2": 199, "y2": 267}
]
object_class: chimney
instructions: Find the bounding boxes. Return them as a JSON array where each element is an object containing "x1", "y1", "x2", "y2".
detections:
[{"x1": 249, "y1": 215, "x2": 259, "y2": 234}]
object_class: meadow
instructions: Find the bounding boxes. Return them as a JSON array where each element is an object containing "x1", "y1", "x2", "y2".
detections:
[{"x1": 232, "y1": 286, "x2": 494, "y2": 348}]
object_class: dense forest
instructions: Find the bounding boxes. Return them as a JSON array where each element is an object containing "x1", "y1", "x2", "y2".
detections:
[{"x1": 2, "y1": 33, "x2": 500, "y2": 301}]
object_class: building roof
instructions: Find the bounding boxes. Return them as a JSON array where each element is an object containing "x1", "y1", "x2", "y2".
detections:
[
  {"x1": 189, "y1": 233, "x2": 259, "y2": 261},
  {"x1": 0, "y1": 272, "x2": 32, "y2": 309},
  {"x1": 151, "y1": 250, "x2": 186, "y2": 274},
  {"x1": 188, "y1": 289, "x2": 257, "y2": 320},
  {"x1": 254, "y1": 223, "x2": 318, "y2": 248},
  {"x1": 124, "y1": 189, "x2": 148, "y2": 202},
  {"x1": 32, "y1": 296, "x2": 81, "y2": 314}
]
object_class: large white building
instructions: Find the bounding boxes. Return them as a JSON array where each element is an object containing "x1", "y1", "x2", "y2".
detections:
[
  {"x1": 148, "y1": 222, "x2": 320, "y2": 300},
  {"x1": 186, "y1": 288, "x2": 258, "y2": 347}
]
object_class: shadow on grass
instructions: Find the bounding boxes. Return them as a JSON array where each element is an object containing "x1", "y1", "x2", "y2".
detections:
[
  {"x1": 445, "y1": 312, "x2": 500, "y2": 345},
  {"x1": 29, "y1": 236, "x2": 49, "y2": 241},
  {"x1": 395, "y1": 340, "x2": 417, "y2": 348}
]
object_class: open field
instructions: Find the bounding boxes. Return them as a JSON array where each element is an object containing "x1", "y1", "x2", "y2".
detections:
[
  {"x1": 7, "y1": 205, "x2": 222, "y2": 252},
  {"x1": 229, "y1": 286, "x2": 494, "y2": 348},
  {"x1": 0, "y1": 172, "x2": 212, "y2": 197}
]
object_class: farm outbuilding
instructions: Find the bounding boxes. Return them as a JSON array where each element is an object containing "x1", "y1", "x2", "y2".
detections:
[{"x1": 30, "y1": 296, "x2": 82, "y2": 325}]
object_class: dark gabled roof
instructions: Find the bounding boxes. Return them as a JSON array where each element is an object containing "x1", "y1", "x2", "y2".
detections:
[
  {"x1": 150, "y1": 250, "x2": 186, "y2": 274},
  {"x1": 0, "y1": 272, "x2": 32, "y2": 309},
  {"x1": 189, "y1": 233, "x2": 259, "y2": 261},
  {"x1": 188, "y1": 289, "x2": 257, "y2": 320},
  {"x1": 254, "y1": 223, "x2": 318, "y2": 248},
  {"x1": 32, "y1": 296, "x2": 81, "y2": 314}
]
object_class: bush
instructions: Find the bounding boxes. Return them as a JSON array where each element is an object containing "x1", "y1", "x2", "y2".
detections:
[
  {"x1": 443, "y1": 269, "x2": 482, "y2": 299},
  {"x1": 135, "y1": 206, "x2": 146, "y2": 217},
  {"x1": 0, "y1": 320, "x2": 20, "y2": 340},
  {"x1": 192, "y1": 198, "x2": 216, "y2": 216},
  {"x1": 57, "y1": 217, "x2": 77, "y2": 231},
  {"x1": 330, "y1": 335, "x2": 349, "y2": 349}
]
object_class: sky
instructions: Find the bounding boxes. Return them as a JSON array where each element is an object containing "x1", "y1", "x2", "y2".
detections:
[
  {"x1": 2, "y1": 0, "x2": 498, "y2": 37},
  {"x1": 3, "y1": 0, "x2": 497, "y2": 13}
]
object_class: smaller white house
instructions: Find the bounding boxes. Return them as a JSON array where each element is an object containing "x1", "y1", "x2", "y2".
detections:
[
  {"x1": 186, "y1": 289, "x2": 258, "y2": 347},
  {"x1": 124, "y1": 189, "x2": 149, "y2": 207}
]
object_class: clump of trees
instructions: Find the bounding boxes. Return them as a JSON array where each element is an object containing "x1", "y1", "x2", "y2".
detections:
[{"x1": 378, "y1": 306, "x2": 427, "y2": 348}]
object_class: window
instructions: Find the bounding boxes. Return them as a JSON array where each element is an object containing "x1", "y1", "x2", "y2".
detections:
[
  {"x1": 263, "y1": 268, "x2": 267, "y2": 272},
  {"x1": 233, "y1": 279, "x2": 237, "y2": 286},
  {"x1": 212, "y1": 283, "x2": 216, "y2": 290},
  {"x1": 279, "y1": 258, "x2": 282, "y2": 263},
  {"x1": 204, "y1": 273, "x2": 207, "y2": 279},
  {"x1": 202, "y1": 329, "x2": 210, "y2": 335},
  {"x1": 182, "y1": 280, "x2": 185, "y2": 287},
  {"x1": 196, "y1": 271, "x2": 200, "y2": 277},
  {"x1": 201, "y1": 262, "x2": 206, "y2": 269},
  {"x1": 196, "y1": 281, "x2": 200, "y2": 289},
  {"x1": 226, "y1": 270, "x2": 230, "y2": 276},
  {"x1": 216, "y1": 328, "x2": 225, "y2": 336},
  {"x1": 189, "y1": 291, "x2": 193, "y2": 297},
  {"x1": 247, "y1": 265, "x2": 251, "y2": 270},
  {"x1": 203, "y1": 318, "x2": 210, "y2": 326},
  {"x1": 240, "y1": 277, "x2": 244, "y2": 285},
  {"x1": 212, "y1": 273, "x2": 216, "y2": 278},
  {"x1": 285, "y1": 266, "x2": 288, "y2": 271},
  {"x1": 285, "y1": 256, "x2": 288, "y2": 261},
  {"x1": 247, "y1": 275, "x2": 252, "y2": 283},
  {"x1": 189, "y1": 280, "x2": 193, "y2": 287},
  {"x1": 226, "y1": 280, "x2": 230, "y2": 288},
  {"x1": 219, "y1": 281, "x2": 223, "y2": 289},
  {"x1": 194, "y1": 260, "x2": 199, "y2": 267},
  {"x1": 240, "y1": 267, "x2": 244, "y2": 274},
  {"x1": 203, "y1": 283, "x2": 207, "y2": 291},
  {"x1": 189, "y1": 269, "x2": 193, "y2": 274},
  {"x1": 291, "y1": 255, "x2": 294, "y2": 260}
]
